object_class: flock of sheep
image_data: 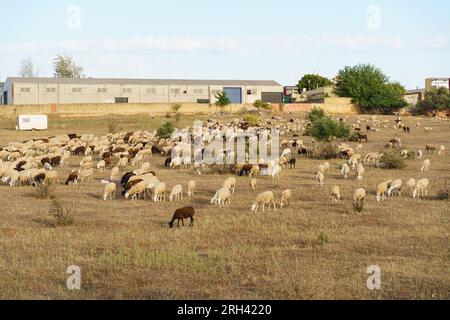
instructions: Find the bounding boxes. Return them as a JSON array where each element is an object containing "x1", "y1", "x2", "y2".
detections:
[{"x1": 0, "y1": 113, "x2": 447, "y2": 228}]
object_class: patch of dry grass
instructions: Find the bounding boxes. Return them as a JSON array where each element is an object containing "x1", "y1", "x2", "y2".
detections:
[{"x1": 0, "y1": 114, "x2": 449, "y2": 300}]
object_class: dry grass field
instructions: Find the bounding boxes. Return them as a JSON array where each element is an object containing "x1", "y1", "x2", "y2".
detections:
[{"x1": 0, "y1": 113, "x2": 449, "y2": 300}]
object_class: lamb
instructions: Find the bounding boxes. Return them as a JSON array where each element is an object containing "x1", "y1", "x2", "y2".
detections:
[
  {"x1": 169, "y1": 184, "x2": 183, "y2": 202},
  {"x1": 355, "y1": 163, "x2": 365, "y2": 181},
  {"x1": 438, "y1": 145, "x2": 445, "y2": 156},
  {"x1": 331, "y1": 186, "x2": 341, "y2": 203},
  {"x1": 376, "y1": 180, "x2": 392, "y2": 202},
  {"x1": 316, "y1": 171, "x2": 325, "y2": 188},
  {"x1": 280, "y1": 189, "x2": 292, "y2": 208},
  {"x1": 211, "y1": 187, "x2": 232, "y2": 208},
  {"x1": 223, "y1": 177, "x2": 236, "y2": 194},
  {"x1": 152, "y1": 182, "x2": 167, "y2": 203},
  {"x1": 249, "y1": 178, "x2": 257, "y2": 191},
  {"x1": 251, "y1": 191, "x2": 276, "y2": 213},
  {"x1": 341, "y1": 163, "x2": 350, "y2": 179},
  {"x1": 406, "y1": 179, "x2": 416, "y2": 197},
  {"x1": 187, "y1": 180, "x2": 196, "y2": 197},
  {"x1": 169, "y1": 206, "x2": 195, "y2": 228},
  {"x1": 387, "y1": 179, "x2": 402, "y2": 197},
  {"x1": 421, "y1": 159, "x2": 431, "y2": 172},
  {"x1": 413, "y1": 178, "x2": 429, "y2": 199},
  {"x1": 102, "y1": 181, "x2": 117, "y2": 201},
  {"x1": 125, "y1": 181, "x2": 146, "y2": 201}
]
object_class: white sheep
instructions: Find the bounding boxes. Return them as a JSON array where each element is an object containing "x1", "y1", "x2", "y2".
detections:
[
  {"x1": 271, "y1": 164, "x2": 282, "y2": 181},
  {"x1": 341, "y1": 163, "x2": 350, "y2": 179},
  {"x1": 125, "y1": 181, "x2": 146, "y2": 201},
  {"x1": 152, "y1": 182, "x2": 167, "y2": 202},
  {"x1": 353, "y1": 188, "x2": 366, "y2": 206},
  {"x1": 169, "y1": 184, "x2": 183, "y2": 201},
  {"x1": 187, "y1": 180, "x2": 196, "y2": 197},
  {"x1": 387, "y1": 179, "x2": 402, "y2": 197},
  {"x1": 376, "y1": 180, "x2": 392, "y2": 202},
  {"x1": 110, "y1": 167, "x2": 120, "y2": 181},
  {"x1": 438, "y1": 145, "x2": 445, "y2": 156},
  {"x1": 413, "y1": 178, "x2": 429, "y2": 198},
  {"x1": 211, "y1": 187, "x2": 232, "y2": 208},
  {"x1": 251, "y1": 191, "x2": 276, "y2": 213},
  {"x1": 355, "y1": 163, "x2": 365, "y2": 181},
  {"x1": 280, "y1": 189, "x2": 292, "y2": 208},
  {"x1": 170, "y1": 157, "x2": 182, "y2": 170},
  {"x1": 102, "y1": 181, "x2": 116, "y2": 201},
  {"x1": 97, "y1": 160, "x2": 106, "y2": 172},
  {"x1": 406, "y1": 178, "x2": 416, "y2": 197},
  {"x1": 249, "y1": 178, "x2": 257, "y2": 191},
  {"x1": 316, "y1": 171, "x2": 325, "y2": 188},
  {"x1": 117, "y1": 157, "x2": 129, "y2": 170},
  {"x1": 417, "y1": 149, "x2": 423, "y2": 159},
  {"x1": 331, "y1": 186, "x2": 341, "y2": 203},
  {"x1": 223, "y1": 177, "x2": 236, "y2": 194},
  {"x1": 421, "y1": 159, "x2": 431, "y2": 172}
]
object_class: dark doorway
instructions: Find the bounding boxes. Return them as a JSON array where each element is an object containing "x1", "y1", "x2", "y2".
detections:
[
  {"x1": 115, "y1": 97, "x2": 129, "y2": 103},
  {"x1": 261, "y1": 92, "x2": 283, "y2": 103}
]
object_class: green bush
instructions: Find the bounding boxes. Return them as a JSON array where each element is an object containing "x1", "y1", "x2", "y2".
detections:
[
  {"x1": 309, "y1": 116, "x2": 352, "y2": 141},
  {"x1": 318, "y1": 232, "x2": 330, "y2": 245},
  {"x1": 379, "y1": 151, "x2": 406, "y2": 169},
  {"x1": 253, "y1": 100, "x2": 272, "y2": 110},
  {"x1": 413, "y1": 87, "x2": 450, "y2": 115},
  {"x1": 308, "y1": 107, "x2": 326, "y2": 123},
  {"x1": 49, "y1": 199, "x2": 74, "y2": 227},
  {"x1": 156, "y1": 122, "x2": 175, "y2": 139},
  {"x1": 243, "y1": 114, "x2": 260, "y2": 126}
]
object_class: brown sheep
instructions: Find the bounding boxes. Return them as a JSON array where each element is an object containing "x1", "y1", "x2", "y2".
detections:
[{"x1": 169, "y1": 207, "x2": 195, "y2": 228}]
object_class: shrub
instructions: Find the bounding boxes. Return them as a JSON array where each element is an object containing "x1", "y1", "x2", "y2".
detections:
[
  {"x1": 171, "y1": 104, "x2": 182, "y2": 124},
  {"x1": 311, "y1": 142, "x2": 339, "y2": 159},
  {"x1": 436, "y1": 181, "x2": 449, "y2": 200},
  {"x1": 308, "y1": 107, "x2": 326, "y2": 123},
  {"x1": 318, "y1": 232, "x2": 329, "y2": 245},
  {"x1": 243, "y1": 114, "x2": 260, "y2": 126},
  {"x1": 35, "y1": 182, "x2": 56, "y2": 200},
  {"x1": 378, "y1": 151, "x2": 406, "y2": 169},
  {"x1": 309, "y1": 116, "x2": 352, "y2": 141},
  {"x1": 49, "y1": 199, "x2": 74, "y2": 227},
  {"x1": 156, "y1": 122, "x2": 175, "y2": 139},
  {"x1": 413, "y1": 87, "x2": 450, "y2": 115},
  {"x1": 253, "y1": 100, "x2": 272, "y2": 110}
]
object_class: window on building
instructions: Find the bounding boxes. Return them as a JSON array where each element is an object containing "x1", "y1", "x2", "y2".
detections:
[
  {"x1": 147, "y1": 88, "x2": 157, "y2": 95},
  {"x1": 20, "y1": 87, "x2": 31, "y2": 93},
  {"x1": 122, "y1": 88, "x2": 132, "y2": 94},
  {"x1": 46, "y1": 87, "x2": 56, "y2": 93},
  {"x1": 72, "y1": 87, "x2": 82, "y2": 93},
  {"x1": 247, "y1": 89, "x2": 257, "y2": 95},
  {"x1": 97, "y1": 88, "x2": 107, "y2": 93},
  {"x1": 170, "y1": 88, "x2": 181, "y2": 95}
]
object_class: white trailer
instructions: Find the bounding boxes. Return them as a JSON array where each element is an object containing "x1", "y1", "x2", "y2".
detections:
[{"x1": 16, "y1": 115, "x2": 48, "y2": 131}]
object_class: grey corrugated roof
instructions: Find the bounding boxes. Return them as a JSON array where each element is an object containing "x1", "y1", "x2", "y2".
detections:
[{"x1": 6, "y1": 77, "x2": 282, "y2": 87}]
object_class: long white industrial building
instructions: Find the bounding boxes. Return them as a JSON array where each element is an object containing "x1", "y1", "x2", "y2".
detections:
[{"x1": 1, "y1": 77, "x2": 284, "y2": 105}]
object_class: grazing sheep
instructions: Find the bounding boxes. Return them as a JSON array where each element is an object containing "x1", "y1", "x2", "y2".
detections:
[
  {"x1": 249, "y1": 165, "x2": 260, "y2": 177},
  {"x1": 355, "y1": 163, "x2": 365, "y2": 181},
  {"x1": 152, "y1": 182, "x2": 167, "y2": 203},
  {"x1": 417, "y1": 149, "x2": 423, "y2": 159},
  {"x1": 249, "y1": 178, "x2": 257, "y2": 191},
  {"x1": 170, "y1": 157, "x2": 182, "y2": 170},
  {"x1": 316, "y1": 171, "x2": 325, "y2": 188},
  {"x1": 169, "y1": 184, "x2": 183, "y2": 202},
  {"x1": 102, "y1": 181, "x2": 116, "y2": 201},
  {"x1": 271, "y1": 164, "x2": 282, "y2": 181},
  {"x1": 65, "y1": 170, "x2": 79, "y2": 186},
  {"x1": 413, "y1": 178, "x2": 429, "y2": 198},
  {"x1": 280, "y1": 189, "x2": 292, "y2": 208},
  {"x1": 421, "y1": 159, "x2": 431, "y2": 172},
  {"x1": 125, "y1": 181, "x2": 146, "y2": 201},
  {"x1": 406, "y1": 179, "x2": 416, "y2": 197},
  {"x1": 187, "y1": 180, "x2": 196, "y2": 197},
  {"x1": 78, "y1": 168, "x2": 94, "y2": 184},
  {"x1": 387, "y1": 179, "x2": 402, "y2": 197},
  {"x1": 331, "y1": 186, "x2": 341, "y2": 203},
  {"x1": 97, "y1": 160, "x2": 106, "y2": 172},
  {"x1": 169, "y1": 206, "x2": 195, "y2": 228},
  {"x1": 341, "y1": 163, "x2": 350, "y2": 179},
  {"x1": 211, "y1": 187, "x2": 232, "y2": 208},
  {"x1": 376, "y1": 180, "x2": 392, "y2": 202},
  {"x1": 110, "y1": 167, "x2": 120, "y2": 181},
  {"x1": 353, "y1": 188, "x2": 366, "y2": 207},
  {"x1": 117, "y1": 157, "x2": 129, "y2": 170},
  {"x1": 251, "y1": 191, "x2": 276, "y2": 213},
  {"x1": 438, "y1": 145, "x2": 445, "y2": 156},
  {"x1": 423, "y1": 127, "x2": 432, "y2": 133},
  {"x1": 425, "y1": 145, "x2": 436, "y2": 153},
  {"x1": 223, "y1": 177, "x2": 236, "y2": 194}
]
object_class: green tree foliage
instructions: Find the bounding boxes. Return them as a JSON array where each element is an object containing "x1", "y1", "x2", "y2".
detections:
[
  {"x1": 53, "y1": 54, "x2": 84, "y2": 78},
  {"x1": 214, "y1": 91, "x2": 231, "y2": 110},
  {"x1": 297, "y1": 74, "x2": 333, "y2": 92},
  {"x1": 307, "y1": 107, "x2": 352, "y2": 141},
  {"x1": 334, "y1": 64, "x2": 407, "y2": 114},
  {"x1": 156, "y1": 122, "x2": 175, "y2": 139},
  {"x1": 413, "y1": 88, "x2": 450, "y2": 115},
  {"x1": 253, "y1": 99, "x2": 271, "y2": 110}
]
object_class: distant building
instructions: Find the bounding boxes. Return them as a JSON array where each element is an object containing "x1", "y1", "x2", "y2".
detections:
[
  {"x1": 425, "y1": 78, "x2": 450, "y2": 91},
  {"x1": 1, "y1": 77, "x2": 284, "y2": 105},
  {"x1": 404, "y1": 89, "x2": 425, "y2": 106},
  {"x1": 283, "y1": 86, "x2": 305, "y2": 103}
]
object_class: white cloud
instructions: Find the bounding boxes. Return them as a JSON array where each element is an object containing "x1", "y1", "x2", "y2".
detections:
[{"x1": 422, "y1": 36, "x2": 449, "y2": 48}]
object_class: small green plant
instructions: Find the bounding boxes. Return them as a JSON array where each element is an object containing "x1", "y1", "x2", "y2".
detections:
[
  {"x1": 308, "y1": 107, "x2": 326, "y2": 123},
  {"x1": 243, "y1": 114, "x2": 260, "y2": 126},
  {"x1": 215, "y1": 91, "x2": 231, "y2": 113},
  {"x1": 253, "y1": 100, "x2": 272, "y2": 110},
  {"x1": 171, "y1": 104, "x2": 182, "y2": 125},
  {"x1": 307, "y1": 108, "x2": 352, "y2": 141},
  {"x1": 49, "y1": 199, "x2": 74, "y2": 227},
  {"x1": 156, "y1": 122, "x2": 175, "y2": 139},
  {"x1": 35, "y1": 182, "x2": 56, "y2": 200},
  {"x1": 379, "y1": 151, "x2": 406, "y2": 169},
  {"x1": 318, "y1": 231, "x2": 329, "y2": 245}
]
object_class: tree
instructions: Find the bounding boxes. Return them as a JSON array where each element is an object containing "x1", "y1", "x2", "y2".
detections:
[
  {"x1": 156, "y1": 122, "x2": 175, "y2": 139},
  {"x1": 307, "y1": 107, "x2": 352, "y2": 141},
  {"x1": 297, "y1": 74, "x2": 333, "y2": 92},
  {"x1": 334, "y1": 64, "x2": 407, "y2": 114},
  {"x1": 19, "y1": 57, "x2": 38, "y2": 77},
  {"x1": 413, "y1": 87, "x2": 450, "y2": 115},
  {"x1": 214, "y1": 91, "x2": 231, "y2": 113},
  {"x1": 53, "y1": 54, "x2": 84, "y2": 78}
]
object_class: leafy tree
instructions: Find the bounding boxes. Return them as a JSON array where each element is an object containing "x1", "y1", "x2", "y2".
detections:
[
  {"x1": 297, "y1": 74, "x2": 333, "y2": 92},
  {"x1": 413, "y1": 87, "x2": 450, "y2": 114},
  {"x1": 214, "y1": 91, "x2": 231, "y2": 113},
  {"x1": 308, "y1": 107, "x2": 326, "y2": 123},
  {"x1": 19, "y1": 57, "x2": 38, "y2": 77},
  {"x1": 156, "y1": 122, "x2": 175, "y2": 139},
  {"x1": 307, "y1": 108, "x2": 352, "y2": 141},
  {"x1": 53, "y1": 54, "x2": 84, "y2": 78},
  {"x1": 171, "y1": 104, "x2": 182, "y2": 125},
  {"x1": 334, "y1": 64, "x2": 407, "y2": 114}
]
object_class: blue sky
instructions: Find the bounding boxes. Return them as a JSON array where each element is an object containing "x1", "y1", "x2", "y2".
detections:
[{"x1": 1, "y1": 0, "x2": 449, "y2": 89}]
